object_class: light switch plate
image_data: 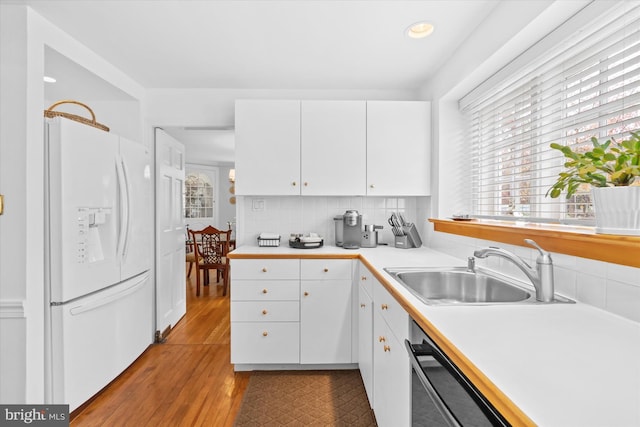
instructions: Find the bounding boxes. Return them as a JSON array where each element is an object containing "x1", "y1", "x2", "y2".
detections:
[{"x1": 252, "y1": 198, "x2": 265, "y2": 212}]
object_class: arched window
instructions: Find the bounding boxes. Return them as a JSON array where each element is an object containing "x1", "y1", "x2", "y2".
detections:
[{"x1": 185, "y1": 172, "x2": 214, "y2": 219}]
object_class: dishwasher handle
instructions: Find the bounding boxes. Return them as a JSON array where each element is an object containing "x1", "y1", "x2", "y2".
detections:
[{"x1": 405, "y1": 339, "x2": 462, "y2": 427}]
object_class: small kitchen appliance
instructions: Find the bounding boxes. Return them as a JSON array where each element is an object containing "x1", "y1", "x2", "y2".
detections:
[
  {"x1": 333, "y1": 215, "x2": 344, "y2": 247},
  {"x1": 342, "y1": 210, "x2": 362, "y2": 249},
  {"x1": 289, "y1": 233, "x2": 324, "y2": 249},
  {"x1": 361, "y1": 224, "x2": 383, "y2": 248}
]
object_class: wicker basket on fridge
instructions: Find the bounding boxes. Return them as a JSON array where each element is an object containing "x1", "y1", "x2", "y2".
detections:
[{"x1": 43, "y1": 100, "x2": 110, "y2": 132}]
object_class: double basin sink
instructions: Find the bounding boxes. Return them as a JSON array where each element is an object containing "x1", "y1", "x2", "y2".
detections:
[{"x1": 384, "y1": 267, "x2": 572, "y2": 306}]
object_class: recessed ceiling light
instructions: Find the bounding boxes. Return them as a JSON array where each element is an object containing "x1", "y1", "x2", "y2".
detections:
[
  {"x1": 406, "y1": 22, "x2": 434, "y2": 39},
  {"x1": 43, "y1": 76, "x2": 57, "y2": 83}
]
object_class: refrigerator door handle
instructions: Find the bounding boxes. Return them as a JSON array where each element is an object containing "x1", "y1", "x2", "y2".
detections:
[
  {"x1": 115, "y1": 157, "x2": 129, "y2": 261},
  {"x1": 69, "y1": 272, "x2": 149, "y2": 316},
  {"x1": 120, "y1": 157, "x2": 131, "y2": 260}
]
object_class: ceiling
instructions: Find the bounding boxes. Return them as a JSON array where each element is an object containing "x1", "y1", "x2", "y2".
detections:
[{"x1": 25, "y1": 0, "x2": 501, "y2": 162}]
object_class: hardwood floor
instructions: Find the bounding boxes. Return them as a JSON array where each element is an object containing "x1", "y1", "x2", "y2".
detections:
[{"x1": 70, "y1": 272, "x2": 250, "y2": 427}]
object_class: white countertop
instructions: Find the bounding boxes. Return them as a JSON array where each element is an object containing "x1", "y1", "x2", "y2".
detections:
[{"x1": 230, "y1": 244, "x2": 640, "y2": 426}]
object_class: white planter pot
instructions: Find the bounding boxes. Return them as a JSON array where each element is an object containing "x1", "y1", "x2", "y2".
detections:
[{"x1": 591, "y1": 186, "x2": 640, "y2": 235}]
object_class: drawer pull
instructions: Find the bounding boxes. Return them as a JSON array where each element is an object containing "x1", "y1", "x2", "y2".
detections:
[
  {"x1": 360, "y1": 303, "x2": 366, "y2": 308},
  {"x1": 262, "y1": 288, "x2": 268, "y2": 294},
  {"x1": 378, "y1": 336, "x2": 386, "y2": 343},
  {"x1": 304, "y1": 291, "x2": 309, "y2": 297},
  {"x1": 262, "y1": 268, "x2": 267, "y2": 273},
  {"x1": 323, "y1": 268, "x2": 329, "y2": 272},
  {"x1": 361, "y1": 276, "x2": 367, "y2": 281},
  {"x1": 381, "y1": 304, "x2": 389, "y2": 310},
  {"x1": 383, "y1": 345, "x2": 391, "y2": 352},
  {"x1": 262, "y1": 309, "x2": 268, "y2": 315},
  {"x1": 262, "y1": 331, "x2": 268, "y2": 337}
]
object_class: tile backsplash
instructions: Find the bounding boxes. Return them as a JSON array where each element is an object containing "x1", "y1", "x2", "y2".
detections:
[
  {"x1": 236, "y1": 195, "x2": 426, "y2": 248},
  {"x1": 427, "y1": 229, "x2": 640, "y2": 324}
]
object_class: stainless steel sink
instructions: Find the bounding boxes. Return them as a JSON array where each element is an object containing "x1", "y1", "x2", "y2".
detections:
[{"x1": 384, "y1": 266, "x2": 568, "y2": 305}]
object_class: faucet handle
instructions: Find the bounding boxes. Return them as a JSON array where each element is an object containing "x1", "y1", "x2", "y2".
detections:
[{"x1": 525, "y1": 239, "x2": 552, "y2": 264}]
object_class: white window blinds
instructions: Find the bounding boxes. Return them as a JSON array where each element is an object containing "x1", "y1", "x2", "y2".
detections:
[{"x1": 460, "y1": 2, "x2": 640, "y2": 223}]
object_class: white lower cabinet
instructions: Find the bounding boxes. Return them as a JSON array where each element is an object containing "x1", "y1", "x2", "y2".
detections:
[
  {"x1": 300, "y1": 259, "x2": 352, "y2": 364},
  {"x1": 372, "y1": 277, "x2": 411, "y2": 427},
  {"x1": 230, "y1": 259, "x2": 301, "y2": 364},
  {"x1": 231, "y1": 258, "x2": 354, "y2": 366},
  {"x1": 358, "y1": 280, "x2": 374, "y2": 405},
  {"x1": 373, "y1": 309, "x2": 410, "y2": 427}
]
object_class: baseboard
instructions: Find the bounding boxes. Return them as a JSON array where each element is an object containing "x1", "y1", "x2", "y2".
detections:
[{"x1": 234, "y1": 363, "x2": 358, "y2": 372}]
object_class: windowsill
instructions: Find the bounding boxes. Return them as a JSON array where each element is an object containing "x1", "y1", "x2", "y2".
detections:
[{"x1": 428, "y1": 218, "x2": 640, "y2": 268}]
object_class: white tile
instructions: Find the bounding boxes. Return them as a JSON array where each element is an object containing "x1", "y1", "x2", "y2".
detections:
[
  {"x1": 607, "y1": 263, "x2": 640, "y2": 286},
  {"x1": 554, "y1": 266, "x2": 577, "y2": 300},
  {"x1": 606, "y1": 279, "x2": 640, "y2": 323},
  {"x1": 576, "y1": 256, "x2": 607, "y2": 279},
  {"x1": 576, "y1": 273, "x2": 607, "y2": 309}
]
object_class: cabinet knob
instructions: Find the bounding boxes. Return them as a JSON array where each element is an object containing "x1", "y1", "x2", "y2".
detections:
[
  {"x1": 378, "y1": 336, "x2": 386, "y2": 343},
  {"x1": 262, "y1": 268, "x2": 267, "y2": 273},
  {"x1": 361, "y1": 276, "x2": 367, "y2": 281},
  {"x1": 323, "y1": 268, "x2": 329, "y2": 273},
  {"x1": 383, "y1": 345, "x2": 391, "y2": 352},
  {"x1": 262, "y1": 331, "x2": 268, "y2": 337},
  {"x1": 304, "y1": 291, "x2": 309, "y2": 297},
  {"x1": 262, "y1": 288, "x2": 268, "y2": 294},
  {"x1": 304, "y1": 182, "x2": 308, "y2": 187},
  {"x1": 262, "y1": 309, "x2": 268, "y2": 315},
  {"x1": 360, "y1": 303, "x2": 366, "y2": 308},
  {"x1": 370, "y1": 184, "x2": 375, "y2": 189},
  {"x1": 381, "y1": 304, "x2": 389, "y2": 310},
  {"x1": 292, "y1": 181, "x2": 297, "y2": 186}
]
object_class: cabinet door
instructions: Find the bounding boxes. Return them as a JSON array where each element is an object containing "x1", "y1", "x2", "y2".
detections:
[
  {"x1": 235, "y1": 100, "x2": 301, "y2": 195},
  {"x1": 358, "y1": 283, "x2": 374, "y2": 406},
  {"x1": 367, "y1": 101, "x2": 431, "y2": 196},
  {"x1": 300, "y1": 280, "x2": 352, "y2": 364},
  {"x1": 373, "y1": 310, "x2": 411, "y2": 427},
  {"x1": 301, "y1": 100, "x2": 366, "y2": 195}
]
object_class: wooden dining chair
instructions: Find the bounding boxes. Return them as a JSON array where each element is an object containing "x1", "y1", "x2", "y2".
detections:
[
  {"x1": 185, "y1": 228, "x2": 196, "y2": 277},
  {"x1": 189, "y1": 226, "x2": 232, "y2": 296}
]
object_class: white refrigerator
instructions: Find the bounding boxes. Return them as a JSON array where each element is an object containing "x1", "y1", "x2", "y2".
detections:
[{"x1": 44, "y1": 117, "x2": 153, "y2": 411}]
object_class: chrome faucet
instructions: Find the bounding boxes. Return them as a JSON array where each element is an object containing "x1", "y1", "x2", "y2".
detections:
[{"x1": 473, "y1": 239, "x2": 555, "y2": 303}]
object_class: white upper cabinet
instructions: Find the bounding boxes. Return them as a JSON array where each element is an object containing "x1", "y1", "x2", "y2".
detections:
[
  {"x1": 301, "y1": 101, "x2": 367, "y2": 195},
  {"x1": 235, "y1": 99, "x2": 430, "y2": 196},
  {"x1": 235, "y1": 100, "x2": 301, "y2": 195},
  {"x1": 366, "y1": 101, "x2": 431, "y2": 196}
]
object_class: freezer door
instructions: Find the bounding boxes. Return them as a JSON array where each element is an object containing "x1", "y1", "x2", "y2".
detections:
[
  {"x1": 118, "y1": 137, "x2": 152, "y2": 279},
  {"x1": 47, "y1": 118, "x2": 120, "y2": 302},
  {"x1": 50, "y1": 272, "x2": 153, "y2": 411}
]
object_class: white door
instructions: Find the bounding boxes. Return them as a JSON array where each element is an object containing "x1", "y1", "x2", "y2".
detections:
[
  {"x1": 155, "y1": 128, "x2": 186, "y2": 336},
  {"x1": 235, "y1": 100, "x2": 301, "y2": 195},
  {"x1": 301, "y1": 100, "x2": 366, "y2": 195}
]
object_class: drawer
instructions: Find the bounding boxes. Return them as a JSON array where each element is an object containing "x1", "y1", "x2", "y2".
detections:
[
  {"x1": 231, "y1": 322, "x2": 300, "y2": 364},
  {"x1": 231, "y1": 301, "x2": 299, "y2": 322},
  {"x1": 301, "y1": 259, "x2": 352, "y2": 280},
  {"x1": 231, "y1": 281, "x2": 299, "y2": 301},
  {"x1": 373, "y1": 279, "x2": 409, "y2": 342},
  {"x1": 231, "y1": 259, "x2": 300, "y2": 280},
  {"x1": 358, "y1": 262, "x2": 374, "y2": 298}
]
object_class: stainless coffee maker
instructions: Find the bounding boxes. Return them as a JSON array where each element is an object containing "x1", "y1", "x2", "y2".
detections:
[{"x1": 342, "y1": 210, "x2": 362, "y2": 249}]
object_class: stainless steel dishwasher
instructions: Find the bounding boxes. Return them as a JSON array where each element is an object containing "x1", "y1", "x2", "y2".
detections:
[{"x1": 405, "y1": 320, "x2": 510, "y2": 426}]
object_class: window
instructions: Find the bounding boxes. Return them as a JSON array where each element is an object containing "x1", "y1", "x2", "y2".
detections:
[
  {"x1": 461, "y1": 3, "x2": 640, "y2": 223},
  {"x1": 185, "y1": 172, "x2": 215, "y2": 219}
]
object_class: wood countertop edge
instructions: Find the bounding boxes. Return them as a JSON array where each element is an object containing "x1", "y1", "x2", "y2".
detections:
[{"x1": 229, "y1": 249, "x2": 535, "y2": 426}]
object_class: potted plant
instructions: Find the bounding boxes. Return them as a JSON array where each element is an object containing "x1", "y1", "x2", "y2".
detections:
[{"x1": 547, "y1": 132, "x2": 640, "y2": 235}]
